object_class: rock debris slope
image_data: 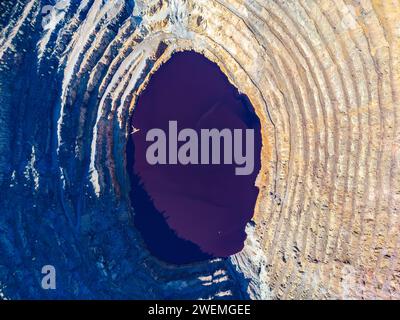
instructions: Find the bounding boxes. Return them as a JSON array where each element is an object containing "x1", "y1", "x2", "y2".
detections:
[{"x1": 0, "y1": 0, "x2": 399, "y2": 299}]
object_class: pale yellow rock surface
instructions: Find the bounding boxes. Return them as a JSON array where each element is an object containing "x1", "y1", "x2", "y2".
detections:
[{"x1": 130, "y1": 0, "x2": 400, "y2": 299}]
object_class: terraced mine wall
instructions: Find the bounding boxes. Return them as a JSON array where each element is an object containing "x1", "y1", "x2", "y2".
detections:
[{"x1": 0, "y1": 0, "x2": 399, "y2": 299}]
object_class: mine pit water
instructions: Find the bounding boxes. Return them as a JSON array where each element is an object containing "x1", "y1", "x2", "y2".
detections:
[{"x1": 127, "y1": 51, "x2": 261, "y2": 265}]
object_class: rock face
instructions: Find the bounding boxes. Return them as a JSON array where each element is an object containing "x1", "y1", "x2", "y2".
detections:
[{"x1": 0, "y1": 0, "x2": 399, "y2": 299}]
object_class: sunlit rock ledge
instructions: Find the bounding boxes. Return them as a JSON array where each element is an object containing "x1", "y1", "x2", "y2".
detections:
[{"x1": 0, "y1": 0, "x2": 399, "y2": 299}]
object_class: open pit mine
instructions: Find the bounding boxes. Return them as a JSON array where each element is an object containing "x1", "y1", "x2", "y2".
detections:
[{"x1": 0, "y1": 0, "x2": 399, "y2": 300}]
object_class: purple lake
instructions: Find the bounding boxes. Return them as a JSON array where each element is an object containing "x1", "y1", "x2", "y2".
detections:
[{"x1": 127, "y1": 51, "x2": 261, "y2": 264}]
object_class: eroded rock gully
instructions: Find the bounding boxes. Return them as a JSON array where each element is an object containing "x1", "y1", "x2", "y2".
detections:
[{"x1": 0, "y1": 0, "x2": 399, "y2": 299}]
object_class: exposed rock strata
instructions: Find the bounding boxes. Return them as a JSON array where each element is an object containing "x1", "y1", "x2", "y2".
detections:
[{"x1": 0, "y1": 0, "x2": 399, "y2": 299}]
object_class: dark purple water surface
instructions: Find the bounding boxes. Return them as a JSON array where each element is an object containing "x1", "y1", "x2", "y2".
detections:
[{"x1": 127, "y1": 51, "x2": 261, "y2": 264}]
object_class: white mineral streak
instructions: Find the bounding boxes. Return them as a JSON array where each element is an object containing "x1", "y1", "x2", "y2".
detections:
[{"x1": 24, "y1": 146, "x2": 40, "y2": 191}]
